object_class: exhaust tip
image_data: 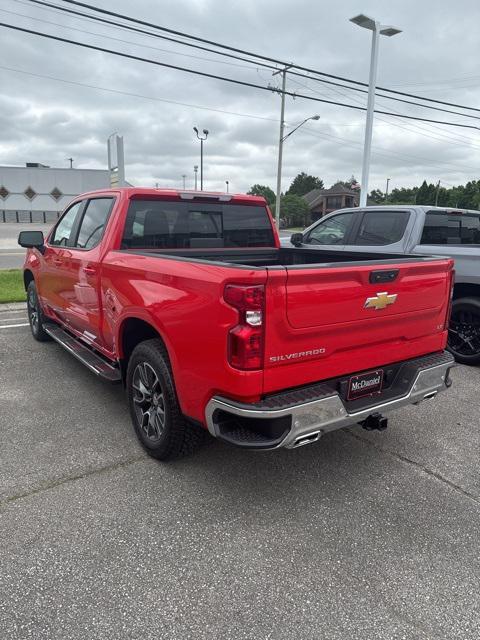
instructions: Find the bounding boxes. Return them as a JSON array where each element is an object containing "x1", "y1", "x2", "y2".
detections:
[{"x1": 292, "y1": 431, "x2": 322, "y2": 448}]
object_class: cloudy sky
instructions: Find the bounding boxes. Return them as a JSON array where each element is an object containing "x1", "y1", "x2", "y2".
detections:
[{"x1": 1, "y1": 0, "x2": 480, "y2": 194}]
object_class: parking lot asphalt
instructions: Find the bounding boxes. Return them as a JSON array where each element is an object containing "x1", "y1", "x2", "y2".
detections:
[{"x1": 0, "y1": 308, "x2": 479, "y2": 640}]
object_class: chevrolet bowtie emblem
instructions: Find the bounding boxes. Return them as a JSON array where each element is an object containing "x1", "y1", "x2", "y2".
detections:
[{"x1": 364, "y1": 291, "x2": 398, "y2": 311}]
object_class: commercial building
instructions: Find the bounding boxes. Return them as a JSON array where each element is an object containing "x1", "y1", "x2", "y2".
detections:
[
  {"x1": 304, "y1": 183, "x2": 360, "y2": 221},
  {"x1": 0, "y1": 163, "x2": 110, "y2": 222}
]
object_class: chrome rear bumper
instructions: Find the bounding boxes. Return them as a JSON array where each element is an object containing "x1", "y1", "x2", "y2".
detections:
[{"x1": 205, "y1": 352, "x2": 455, "y2": 450}]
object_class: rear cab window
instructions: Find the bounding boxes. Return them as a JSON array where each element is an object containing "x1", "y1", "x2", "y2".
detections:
[
  {"x1": 121, "y1": 200, "x2": 275, "y2": 249},
  {"x1": 421, "y1": 210, "x2": 480, "y2": 245}
]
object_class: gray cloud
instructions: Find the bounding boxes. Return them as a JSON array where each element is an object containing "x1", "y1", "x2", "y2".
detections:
[{"x1": 1, "y1": 0, "x2": 480, "y2": 194}]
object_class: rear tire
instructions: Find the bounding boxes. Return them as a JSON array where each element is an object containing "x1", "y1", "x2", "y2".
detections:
[
  {"x1": 126, "y1": 339, "x2": 209, "y2": 460},
  {"x1": 448, "y1": 297, "x2": 480, "y2": 365},
  {"x1": 26, "y1": 281, "x2": 51, "y2": 342}
]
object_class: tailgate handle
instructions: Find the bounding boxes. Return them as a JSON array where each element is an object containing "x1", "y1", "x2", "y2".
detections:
[{"x1": 369, "y1": 269, "x2": 399, "y2": 284}]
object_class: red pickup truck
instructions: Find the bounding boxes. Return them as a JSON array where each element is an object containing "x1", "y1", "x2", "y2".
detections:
[{"x1": 19, "y1": 188, "x2": 455, "y2": 460}]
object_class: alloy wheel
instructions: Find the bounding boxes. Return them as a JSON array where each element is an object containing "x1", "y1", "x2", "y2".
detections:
[
  {"x1": 449, "y1": 308, "x2": 480, "y2": 357},
  {"x1": 27, "y1": 287, "x2": 39, "y2": 334},
  {"x1": 132, "y1": 362, "x2": 166, "y2": 442}
]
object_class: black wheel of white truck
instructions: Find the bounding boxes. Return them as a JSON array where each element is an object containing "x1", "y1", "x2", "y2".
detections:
[
  {"x1": 448, "y1": 297, "x2": 480, "y2": 365},
  {"x1": 26, "y1": 281, "x2": 50, "y2": 342},
  {"x1": 126, "y1": 339, "x2": 209, "y2": 460}
]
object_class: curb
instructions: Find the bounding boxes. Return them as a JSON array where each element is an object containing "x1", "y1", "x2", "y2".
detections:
[{"x1": 0, "y1": 302, "x2": 27, "y2": 312}]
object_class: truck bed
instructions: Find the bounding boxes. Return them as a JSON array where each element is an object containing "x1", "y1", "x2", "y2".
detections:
[{"x1": 122, "y1": 246, "x2": 438, "y2": 268}]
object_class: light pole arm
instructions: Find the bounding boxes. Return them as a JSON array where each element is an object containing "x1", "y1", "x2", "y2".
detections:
[{"x1": 281, "y1": 118, "x2": 310, "y2": 142}]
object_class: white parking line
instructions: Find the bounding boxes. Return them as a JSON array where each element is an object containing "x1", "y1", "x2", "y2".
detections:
[{"x1": 0, "y1": 323, "x2": 29, "y2": 329}]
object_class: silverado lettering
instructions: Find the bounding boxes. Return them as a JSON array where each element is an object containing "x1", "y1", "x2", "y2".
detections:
[
  {"x1": 20, "y1": 187, "x2": 455, "y2": 460},
  {"x1": 269, "y1": 348, "x2": 326, "y2": 362}
]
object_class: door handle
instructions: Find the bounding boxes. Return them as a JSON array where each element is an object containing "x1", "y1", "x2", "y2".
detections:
[
  {"x1": 83, "y1": 266, "x2": 97, "y2": 276},
  {"x1": 53, "y1": 258, "x2": 63, "y2": 266}
]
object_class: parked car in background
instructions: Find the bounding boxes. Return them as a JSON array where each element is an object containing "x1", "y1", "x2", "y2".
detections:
[
  {"x1": 287, "y1": 205, "x2": 480, "y2": 364},
  {"x1": 19, "y1": 190, "x2": 454, "y2": 460}
]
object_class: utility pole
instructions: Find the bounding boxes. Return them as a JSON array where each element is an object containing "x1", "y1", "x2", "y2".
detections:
[
  {"x1": 385, "y1": 177, "x2": 390, "y2": 203},
  {"x1": 273, "y1": 66, "x2": 290, "y2": 229},
  {"x1": 193, "y1": 165, "x2": 198, "y2": 190},
  {"x1": 182, "y1": 174, "x2": 187, "y2": 189},
  {"x1": 435, "y1": 180, "x2": 441, "y2": 206}
]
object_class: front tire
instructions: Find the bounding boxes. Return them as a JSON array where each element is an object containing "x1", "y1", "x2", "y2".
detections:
[
  {"x1": 126, "y1": 339, "x2": 209, "y2": 460},
  {"x1": 26, "y1": 281, "x2": 51, "y2": 342},
  {"x1": 448, "y1": 297, "x2": 480, "y2": 365}
]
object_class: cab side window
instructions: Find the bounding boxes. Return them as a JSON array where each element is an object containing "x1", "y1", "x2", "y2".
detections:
[
  {"x1": 76, "y1": 198, "x2": 114, "y2": 250},
  {"x1": 354, "y1": 210, "x2": 410, "y2": 246},
  {"x1": 306, "y1": 212, "x2": 354, "y2": 245},
  {"x1": 50, "y1": 201, "x2": 83, "y2": 246}
]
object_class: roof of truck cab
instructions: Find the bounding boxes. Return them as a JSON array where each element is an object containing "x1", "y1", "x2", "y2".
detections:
[
  {"x1": 77, "y1": 187, "x2": 268, "y2": 205},
  {"x1": 352, "y1": 205, "x2": 480, "y2": 214}
]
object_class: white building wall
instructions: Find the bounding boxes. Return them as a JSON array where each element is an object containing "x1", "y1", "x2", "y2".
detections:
[{"x1": 0, "y1": 166, "x2": 110, "y2": 213}]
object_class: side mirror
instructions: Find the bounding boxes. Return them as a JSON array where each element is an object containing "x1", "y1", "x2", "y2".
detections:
[
  {"x1": 290, "y1": 232, "x2": 304, "y2": 247},
  {"x1": 18, "y1": 230, "x2": 45, "y2": 253}
]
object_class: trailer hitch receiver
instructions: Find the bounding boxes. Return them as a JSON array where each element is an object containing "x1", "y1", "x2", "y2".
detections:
[{"x1": 359, "y1": 412, "x2": 388, "y2": 431}]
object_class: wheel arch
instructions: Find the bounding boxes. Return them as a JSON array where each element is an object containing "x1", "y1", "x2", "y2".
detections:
[
  {"x1": 452, "y1": 282, "x2": 480, "y2": 301},
  {"x1": 117, "y1": 316, "x2": 176, "y2": 380},
  {"x1": 23, "y1": 269, "x2": 35, "y2": 290}
]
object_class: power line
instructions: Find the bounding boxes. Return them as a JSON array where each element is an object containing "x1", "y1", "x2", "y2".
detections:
[
  {"x1": 0, "y1": 64, "x2": 281, "y2": 123},
  {"x1": 51, "y1": 0, "x2": 480, "y2": 115},
  {"x1": 23, "y1": 0, "x2": 480, "y2": 120},
  {"x1": 2, "y1": 20, "x2": 480, "y2": 133},
  {"x1": 23, "y1": 0, "x2": 280, "y2": 71},
  {"x1": 300, "y1": 126, "x2": 480, "y2": 174},
  {"x1": 0, "y1": 5, "x2": 263, "y2": 71},
  {"x1": 289, "y1": 75, "x2": 480, "y2": 151}
]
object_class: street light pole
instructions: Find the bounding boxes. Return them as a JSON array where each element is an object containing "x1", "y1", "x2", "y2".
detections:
[
  {"x1": 194, "y1": 165, "x2": 198, "y2": 190},
  {"x1": 193, "y1": 127, "x2": 209, "y2": 191},
  {"x1": 225, "y1": 180, "x2": 229, "y2": 193},
  {"x1": 385, "y1": 177, "x2": 390, "y2": 203},
  {"x1": 350, "y1": 14, "x2": 401, "y2": 208},
  {"x1": 182, "y1": 174, "x2": 186, "y2": 189}
]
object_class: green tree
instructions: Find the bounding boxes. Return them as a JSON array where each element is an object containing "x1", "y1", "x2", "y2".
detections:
[
  {"x1": 416, "y1": 181, "x2": 437, "y2": 205},
  {"x1": 388, "y1": 187, "x2": 417, "y2": 204},
  {"x1": 286, "y1": 172, "x2": 324, "y2": 196},
  {"x1": 369, "y1": 189, "x2": 384, "y2": 204},
  {"x1": 457, "y1": 180, "x2": 480, "y2": 209},
  {"x1": 276, "y1": 194, "x2": 310, "y2": 227},
  {"x1": 335, "y1": 175, "x2": 359, "y2": 189},
  {"x1": 247, "y1": 184, "x2": 275, "y2": 204}
]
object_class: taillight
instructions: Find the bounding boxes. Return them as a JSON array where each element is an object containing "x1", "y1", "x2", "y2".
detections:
[
  {"x1": 445, "y1": 268, "x2": 455, "y2": 330},
  {"x1": 224, "y1": 284, "x2": 265, "y2": 370}
]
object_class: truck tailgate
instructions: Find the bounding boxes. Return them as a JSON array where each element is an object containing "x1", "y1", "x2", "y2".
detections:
[{"x1": 263, "y1": 258, "x2": 453, "y2": 394}]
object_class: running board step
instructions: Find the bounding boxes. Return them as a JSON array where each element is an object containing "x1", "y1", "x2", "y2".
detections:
[{"x1": 43, "y1": 323, "x2": 121, "y2": 382}]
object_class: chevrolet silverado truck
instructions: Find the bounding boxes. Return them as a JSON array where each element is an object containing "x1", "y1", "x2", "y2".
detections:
[
  {"x1": 288, "y1": 205, "x2": 480, "y2": 364},
  {"x1": 19, "y1": 188, "x2": 455, "y2": 460}
]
